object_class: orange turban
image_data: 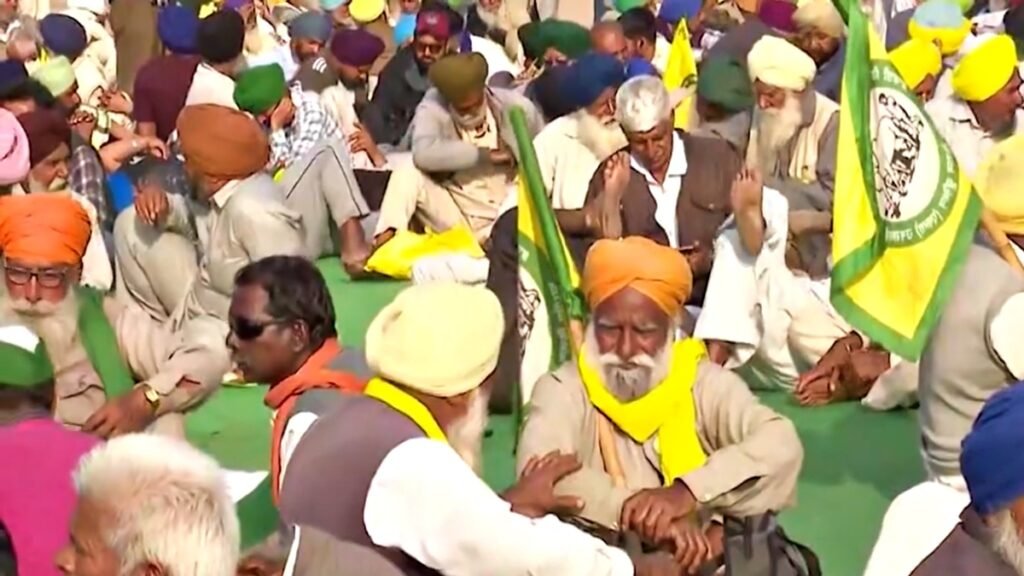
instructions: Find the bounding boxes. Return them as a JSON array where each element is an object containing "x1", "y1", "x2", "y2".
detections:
[
  {"x1": 0, "y1": 193, "x2": 91, "y2": 267},
  {"x1": 582, "y1": 237, "x2": 693, "y2": 315},
  {"x1": 176, "y1": 104, "x2": 270, "y2": 181}
]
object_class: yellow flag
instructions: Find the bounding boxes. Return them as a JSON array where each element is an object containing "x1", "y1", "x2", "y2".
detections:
[
  {"x1": 830, "y1": 0, "x2": 981, "y2": 360},
  {"x1": 662, "y1": 20, "x2": 698, "y2": 129}
]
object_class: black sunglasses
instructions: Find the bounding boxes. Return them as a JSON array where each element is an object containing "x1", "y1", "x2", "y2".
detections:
[{"x1": 229, "y1": 316, "x2": 288, "y2": 341}]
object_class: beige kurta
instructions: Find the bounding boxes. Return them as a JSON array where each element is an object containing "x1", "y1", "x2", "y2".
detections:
[
  {"x1": 517, "y1": 359, "x2": 804, "y2": 528},
  {"x1": 533, "y1": 113, "x2": 623, "y2": 210},
  {"x1": 114, "y1": 173, "x2": 305, "y2": 323},
  {"x1": 53, "y1": 296, "x2": 229, "y2": 436}
]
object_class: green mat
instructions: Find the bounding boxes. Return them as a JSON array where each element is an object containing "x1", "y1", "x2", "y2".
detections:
[{"x1": 185, "y1": 260, "x2": 925, "y2": 574}]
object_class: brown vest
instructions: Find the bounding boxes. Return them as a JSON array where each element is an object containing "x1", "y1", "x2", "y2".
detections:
[
  {"x1": 911, "y1": 507, "x2": 1018, "y2": 576},
  {"x1": 279, "y1": 394, "x2": 439, "y2": 576},
  {"x1": 583, "y1": 131, "x2": 742, "y2": 303}
]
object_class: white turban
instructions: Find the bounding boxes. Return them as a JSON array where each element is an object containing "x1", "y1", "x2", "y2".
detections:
[
  {"x1": 65, "y1": 0, "x2": 109, "y2": 15},
  {"x1": 615, "y1": 75, "x2": 671, "y2": 133},
  {"x1": 365, "y1": 283, "x2": 504, "y2": 398},
  {"x1": 793, "y1": 0, "x2": 846, "y2": 38},
  {"x1": 747, "y1": 36, "x2": 818, "y2": 91}
]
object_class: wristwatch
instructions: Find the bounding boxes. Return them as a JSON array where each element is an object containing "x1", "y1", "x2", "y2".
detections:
[{"x1": 139, "y1": 384, "x2": 161, "y2": 412}]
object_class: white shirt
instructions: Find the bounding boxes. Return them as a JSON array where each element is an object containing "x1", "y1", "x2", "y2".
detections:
[
  {"x1": 987, "y1": 293, "x2": 1024, "y2": 379},
  {"x1": 364, "y1": 438, "x2": 634, "y2": 576},
  {"x1": 534, "y1": 114, "x2": 607, "y2": 210},
  {"x1": 185, "y1": 63, "x2": 239, "y2": 109},
  {"x1": 629, "y1": 131, "x2": 687, "y2": 248}
]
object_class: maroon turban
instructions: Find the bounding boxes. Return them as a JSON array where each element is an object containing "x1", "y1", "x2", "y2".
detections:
[
  {"x1": 17, "y1": 109, "x2": 70, "y2": 167},
  {"x1": 330, "y1": 29, "x2": 385, "y2": 67}
]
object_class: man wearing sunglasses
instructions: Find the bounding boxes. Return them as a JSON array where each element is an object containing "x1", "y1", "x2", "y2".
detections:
[
  {"x1": 0, "y1": 193, "x2": 230, "y2": 438},
  {"x1": 226, "y1": 255, "x2": 369, "y2": 500}
]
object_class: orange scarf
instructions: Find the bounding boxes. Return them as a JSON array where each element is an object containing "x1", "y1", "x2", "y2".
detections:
[{"x1": 265, "y1": 339, "x2": 365, "y2": 503}]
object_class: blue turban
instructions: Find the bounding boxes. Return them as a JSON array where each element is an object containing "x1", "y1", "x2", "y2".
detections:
[
  {"x1": 158, "y1": 6, "x2": 200, "y2": 54},
  {"x1": 320, "y1": 0, "x2": 349, "y2": 11},
  {"x1": 625, "y1": 57, "x2": 659, "y2": 79},
  {"x1": 287, "y1": 11, "x2": 332, "y2": 43},
  {"x1": 962, "y1": 384, "x2": 1024, "y2": 516},
  {"x1": 0, "y1": 60, "x2": 28, "y2": 95},
  {"x1": 562, "y1": 52, "x2": 625, "y2": 110},
  {"x1": 39, "y1": 14, "x2": 88, "y2": 60},
  {"x1": 394, "y1": 12, "x2": 416, "y2": 45},
  {"x1": 659, "y1": 0, "x2": 701, "y2": 25}
]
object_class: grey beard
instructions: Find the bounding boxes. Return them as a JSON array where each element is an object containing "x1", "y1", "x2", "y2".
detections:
[
  {"x1": 574, "y1": 110, "x2": 628, "y2": 162},
  {"x1": 2, "y1": 289, "x2": 83, "y2": 372},
  {"x1": 749, "y1": 96, "x2": 803, "y2": 176},
  {"x1": 582, "y1": 323, "x2": 673, "y2": 402},
  {"x1": 989, "y1": 510, "x2": 1024, "y2": 575},
  {"x1": 446, "y1": 387, "x2": 490, "y2": 476}
]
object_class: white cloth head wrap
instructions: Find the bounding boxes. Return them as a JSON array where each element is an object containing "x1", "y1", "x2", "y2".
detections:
[
  {"x1": 747, "y1": 36, "x2": 818, "y2": 91},
  {"x1": 365, "y1": 283, "x2": 504, "y2": 398},
  {"x1": 793, "y1": 0, "x2": 846, "y2": 38},
  {"x1": 615, "y1": 75, "x2": 671, "y2": 133}
]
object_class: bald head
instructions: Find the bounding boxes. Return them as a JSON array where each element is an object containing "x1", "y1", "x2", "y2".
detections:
[{"x1": 591, "y1": 21, "x2": 628, "y2": 62}]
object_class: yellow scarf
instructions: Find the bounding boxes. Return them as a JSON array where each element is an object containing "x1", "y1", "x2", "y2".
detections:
[
  {"x1": 364, "y1": 378, "x2": 448, "y2": 443},
  {"x1": 578, "y1": 338, "x2": 708, "y2": 485}
]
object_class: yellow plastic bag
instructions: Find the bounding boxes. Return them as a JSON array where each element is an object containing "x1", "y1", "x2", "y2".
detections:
[{"x1": 365, "y1": 227, "x2": 485, "y2": 279}]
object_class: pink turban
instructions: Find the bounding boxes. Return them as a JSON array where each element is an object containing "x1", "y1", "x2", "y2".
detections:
[{"x1": 0, "y1": 109, "x2": 30, "y2": 186}]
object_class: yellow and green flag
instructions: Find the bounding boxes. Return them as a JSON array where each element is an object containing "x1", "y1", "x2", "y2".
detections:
[
  {"x1": 830, "y1": 0, "x2": 982, "y2": 360},
  {"x1": 509, "y1": 107, "x2": 584, "y2": 402},
  {"x1": 663, "y1": 19, "x2": 698, "y2": 129}
]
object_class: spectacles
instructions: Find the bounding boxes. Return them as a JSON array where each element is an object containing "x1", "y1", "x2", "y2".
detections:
[
  {"x1": 3, "y1": 265, "x2": 69, "y2": 289},
  {"x1": 229, "y1": 316, "x2": 287, "y2": 341}
]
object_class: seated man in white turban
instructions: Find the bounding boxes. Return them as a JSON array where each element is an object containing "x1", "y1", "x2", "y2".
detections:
[
  {"x1": 789, "y1": 0, "x2": 846, "y2": 102},
  {"x1": 278, "y1": 283, "x2": 689, "y2": 576},
  {"x1": 925, "y1": 33, "x2": 1024, "y2": 178},
  {"x1": 519, "y1": 237, "x2": 810, "y2": 574},
  {"x1": 746, "y1": 35, "x2": 839, "y2": 278}
]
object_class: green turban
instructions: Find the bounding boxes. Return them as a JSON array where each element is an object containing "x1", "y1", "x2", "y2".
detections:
[
  {"x1": 518, "y1": 19, "x2": 592, "y2": 62},
  {"x1": 428, "y1": 52, "x2": 489, "y2": 104},
  {"x1": 697, "y1": 56, "x2": 754, "y2": 113},
  {"x1": 233, "y1": 63, "x2": 287, "y2": 115},
  {"x1": 0, "y1": 339, "x2": 53, "y2": 388}
]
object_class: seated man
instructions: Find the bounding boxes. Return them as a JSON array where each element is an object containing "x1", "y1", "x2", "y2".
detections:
[
  {"x1": 745, "y1": 35, "x2": 838, "y2": 277},
  {"x1": 56, "y1": 434, "x2": 240, "y2": 576},
  {"x1": 926, "y1": 34, "x2": 1023, "y2": 178},
  {"x1": 280, "y1": 283, "x2": 684, "y2": 575},
  {"x1": 374, "y1": 52, "x2": 543, "y2": 249},
  {"x1": 114, "y1": 104, "x2": 305, "y2": 324},
  {"x1": 13, "y1": 108, "x2": 111, "y2": 292},
  {"x1": 691, "y1": 55, "x2": 754, "y2": 153},
  {"x1": 888, "y1": 38, "x2": 943, "y2": 103},
  {"x1": 534, "y1": 52, "x2": 627, "y2": 217},
  {"x1": 227, "y1": 255, "x2": 369, "y2": 498},
  {"x1": 789, "y1": 0, "x2": 845, "y2": 102},
  {"x1": 185, "y1": 10, "x2": 244, "y2": 109},
  {"x1": 518, "y1": 237, "x2": 803, "y2": 571},
  {"x1": 0, "y1": 331, "x2": 98, "y2": 576},
  {"x1": 913, "y1": 384, "x2": 1024, "y2": 575},
  {"x1": 361, "y1": 8, "x2": 456, "y2": 148},
  {"x1": 295, "y1": 28, "x2": 389, "y2": 170},
  {"x1": 233, "y1": 64, "x2": 373, "y2": 275},
  {"x1": 579, "y1": 76, "x2": 742, "y2": 305},
  {"x1": 0, "y1": 194, "x2": 228, "y2": 436}
]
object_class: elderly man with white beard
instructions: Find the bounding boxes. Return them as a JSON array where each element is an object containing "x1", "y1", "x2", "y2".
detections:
[
  {"x1": 279, "y1": 282, "x2": 686, "y2": 576},
  {"x1": 745, "y1": 36, "x2": 838, "y2": 278},
  {"x1": 0, "y1": 194, "x2": 229, "y2": 437},
  {"x1": 911, "y1": 384, "x2": 1024, "y2": 575},
  {"x1": 518, "y1": 237, "x2": 806, "y2": 573},
  {"x1": 534, "y1": 53, "x2": 627, "y2": 235}
]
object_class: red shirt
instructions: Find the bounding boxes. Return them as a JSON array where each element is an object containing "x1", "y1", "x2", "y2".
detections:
[{"x1": 132, "y1": 54, "x2": 201, "y2": 141}]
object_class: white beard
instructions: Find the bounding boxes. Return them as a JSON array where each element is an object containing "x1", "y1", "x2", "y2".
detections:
[
  {"x1": 989, "y1": 510, "x2": 1024, "y2": 575},
  {"x1": 446, "y1": 387, "x2": 491, "y2": 476},
  {"x1": 475, "y1": 2, "x2": 509, "y2": 31},
  {"x1": 582, "y1": 324, "x2": 673, "y2": 402},
  {"x1": 1, "y1": 290, "x2": 83, "y2": 372},
  {"x1": 574, "y1": 110, "x2": 628, "y2": 162},
  {"x1": 749, "y1": 94, "x2": 804, "y2": 177}
]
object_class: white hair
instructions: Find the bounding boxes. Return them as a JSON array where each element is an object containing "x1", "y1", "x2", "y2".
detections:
[
  {"x1": 73, "y1": 434, "x2": 241, "y2": 576},
  {"x1": 615, "y1": 75, "x2": 671, "y2": 134}
]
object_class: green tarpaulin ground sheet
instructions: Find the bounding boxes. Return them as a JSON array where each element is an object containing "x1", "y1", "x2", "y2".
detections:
[{"x1": 184, "y1": 260, "x2": 924, "y2": 575}]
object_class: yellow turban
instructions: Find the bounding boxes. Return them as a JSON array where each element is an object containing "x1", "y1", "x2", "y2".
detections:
[
  {"x1": 907, "y1": 19, "x2": 970, "y2": 55},
  {"x1": 889, "y1": 38, "x2": 943, "y2": 90},
  {"x1": 0, "y1": 193, "x2": 91, "y2": 267},
  {"x1": 582, "y1": 237, "x2": 693, "y2": 316},
  {"x1": 975, "y1": 135, "x2": 1024, "y2": 235},
  {"x1": 747, "y1": 36, "x2": 817, "y2": 92},
  {"x1": 952, "y1": 34, "x2": 1017, "y2": 102},
  {"x1": 365, "y1": 283, "x2": 504, "y2": 398}
]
